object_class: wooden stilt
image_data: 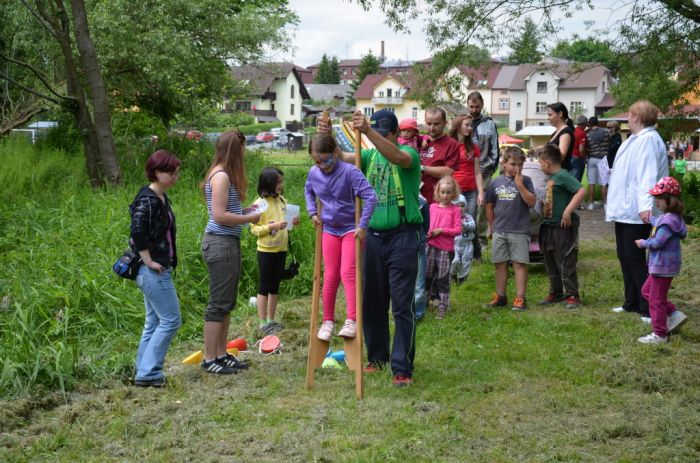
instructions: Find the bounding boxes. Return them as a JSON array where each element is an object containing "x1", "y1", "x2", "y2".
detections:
[{"x1": 305, "y1": 216, "x2": 329, "y2": 389}]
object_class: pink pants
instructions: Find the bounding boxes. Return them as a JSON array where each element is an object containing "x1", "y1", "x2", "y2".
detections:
[
  {"x1": 322, "y1": 231, "x2": 357, "y2": 322},
  {"x1": 641, "y1": 275, "x2": 676, "y2": 337}
]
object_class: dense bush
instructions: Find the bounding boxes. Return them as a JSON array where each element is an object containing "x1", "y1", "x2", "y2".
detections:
[
  {"x1": 0, "y1": 138, "x2": 315, "y2": 397},
  {"x1": 679, "y1": 172, "x2": 699, "y2": 224}
]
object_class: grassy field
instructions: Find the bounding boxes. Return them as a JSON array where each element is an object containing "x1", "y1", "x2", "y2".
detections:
[{"x1": 1, "y1": 138, "x2": 700, "y2": 462}]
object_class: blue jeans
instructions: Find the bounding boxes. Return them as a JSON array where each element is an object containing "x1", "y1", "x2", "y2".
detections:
[
  {"x1": 135, "y1": 266, "x2": 181, "y2": 381},
  {"x1": 463, "y1": 189, "x2": 481, "y2": 259},
  {"x1": 414, "y1": 232, "x2": 427, "y2": 319},
  {"x1": 570, "y1": 157, "x2": 585, "y2": 182}
]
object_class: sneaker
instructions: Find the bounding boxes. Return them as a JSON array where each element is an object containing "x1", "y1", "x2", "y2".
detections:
[
  {"x1": 640, "y1": 316, "x2": 652, "y2": 325},
  {"x1": 436, "y1": 306, "x2": 447, "y2": 320},
  {"x1": 511, "y1": 296, "x2": 528, "y2": 311},
  {"x1": 363, "y1": 362, "x2": 382, "y2": 373},
  {"x1": 539, "y1": 293, "x2": 564, "y2": 305},
  {"x1": 565, "y1": 296, "x2": 581, "y2": 309},
  {"x1": 638, "y1": 333, "x2": 668, "y2": 344},
  {"x1": 612, "y1": 306, "x2": 626, "y2": 313},
  {"x1": 667, "y1": 311, "x2": 688, "y2": 334},
  {"x1": 485, "y1": 293, "x2": 507, "y2": 308},
  {"x1": 429, "y1": 298, "x2": 440, "y2": 308},
  {"x1": 220, "y1": 353, "x2": 249, "y2": 370},
  {"x1": 392, "y1": 375, "x2": 413, "y2": 387},
  {"x1": 201, "y1": 358, "x2": 237, "y2": 375},
  {"x1": 134, "y1": 377, "x2": 166, "y2": 388},
  {"x1": 587, "y1": 202, "x2": 595, "y2": 211},
  {"x1": 317, "y1": 320, "x2": 334, "y2": 341},
  {"x1": 337, "y1": 319, "x2": 357, "y2": 338}
]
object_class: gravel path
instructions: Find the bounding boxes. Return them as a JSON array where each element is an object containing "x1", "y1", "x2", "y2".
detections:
[{"x1": 577, "y1": 205, "x2": 614, "y2": 240}]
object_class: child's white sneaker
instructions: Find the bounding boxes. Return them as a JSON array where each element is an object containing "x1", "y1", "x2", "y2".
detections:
[
  {"x1": 317, "y1": 321, "x2": 334, "y2": 341},
  {"x1": 667, "y1": 311, "x2": 688, "y2": 334},
  {"x1": 337, "y1": 319, "x2": 356, "y2": 338},
  {"x1": 637, "y1": 333, "x2": 668, "y2": 344}
]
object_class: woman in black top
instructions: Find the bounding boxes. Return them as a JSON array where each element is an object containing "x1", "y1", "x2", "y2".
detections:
[
  {"x1": 131, "y1": 150, "x2": 182, "y2": 387},
  {"x1": 547, "y1": 102, "x2": 575, "y2": 171}
]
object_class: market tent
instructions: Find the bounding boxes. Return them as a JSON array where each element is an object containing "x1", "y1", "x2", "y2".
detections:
[{"x1": 499, "y1": 134, "x2": 524, "y2": 144}]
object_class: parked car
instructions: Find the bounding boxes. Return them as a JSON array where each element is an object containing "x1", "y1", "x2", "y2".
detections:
[
  {"x1": 186, "y1": 130, "x2": 204, "y2": 141},
  {"x1": 255, "y1": 131, "x2": 274, "y2": 143},
  {"x1": 245, "y1": 134, "x2": 257, "y2": 145},
  {"x1": 271, "y1": 127, "x2": 289, "y2": 142}
]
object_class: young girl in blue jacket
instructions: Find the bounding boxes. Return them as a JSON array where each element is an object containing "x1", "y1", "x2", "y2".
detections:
[
  {"x1": 635, "y1": 177, "x2": 688, "y2": 344},
  {"x1": 304, "y1": 134, "x2": 377, "y2": 341}
]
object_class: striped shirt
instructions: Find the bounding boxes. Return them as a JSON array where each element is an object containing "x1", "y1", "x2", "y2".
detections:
[{"x1": 204, "y1": 170, "x2": 243, "y2": 236}]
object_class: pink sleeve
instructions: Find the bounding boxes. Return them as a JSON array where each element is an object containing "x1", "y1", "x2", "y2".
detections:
[{"x1": 442, "y1": 206, "x2": 463, "y2": 237}]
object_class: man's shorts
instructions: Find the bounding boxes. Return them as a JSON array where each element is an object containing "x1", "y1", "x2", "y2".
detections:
[
  {"x1": 587, "y1": 157, "x2": 605, "y2": 185},
  {"x1": 491, "y1": 232, "x2": 530, "y2": 264}
]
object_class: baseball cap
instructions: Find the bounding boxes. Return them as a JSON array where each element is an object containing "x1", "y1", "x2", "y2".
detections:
[
  {"x1": 575, "y1": 115, "x2": 588, "y2": 126},
  {"x1": 399, "y1": 118, "x2": 418, "y2": 131},
  {"x1": 370, "y1": 109, "x2": 399, "y2": 136},
  {"x1": 649, "y1": 176, "x2": 681, "y2": 196}
]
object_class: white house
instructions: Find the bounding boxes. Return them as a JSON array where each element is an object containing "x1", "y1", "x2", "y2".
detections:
[
  {"x1": 508, "y1": 61, "x2": 614, "y2": 132},
  {"x1": 228, "y1": 63, "x2": 310, "y2": 125}
]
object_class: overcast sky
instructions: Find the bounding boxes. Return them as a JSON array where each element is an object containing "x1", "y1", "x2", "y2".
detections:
[{"x1": 279, "y1": 0, "x2": 636, "y2": 67}]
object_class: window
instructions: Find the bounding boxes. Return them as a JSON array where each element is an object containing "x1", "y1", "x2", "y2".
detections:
[
  {"x1": 412, "y1": 107, "x2": 418, "y2": 118},
  {"x1": 515, "y1": 120, "x2": 523, "y2": 131},
  {"x1": 536, "y1": 102, "x2": 547, "y2": 113},
  {"x1": 386, "y1": 107, "x2": 395, "y2": 113},
  {"x1": 537, "y1": 81, "x2": 547, "y2": 93},
  {"x1": 516, "y1": 102, "x2": 522, "y2": 108},
  {"x1": 343, "y1": 69, "x2": 347, "y2": 76},
  {"x1": 570, "y1": 101, "x2": 583, "y2": 114},
  {"x1": 499, "y1": 98, "x2": 509, "y2": 110},
  {"x1": 538, "y1": 122, "x2": 546, "y2": 126},
  {"x1": 290, "y1": 103, "x2": 294, "y2": 116},
  {"x1": 378, "y1": 91, "x2": 385, "y2": 97},
  {"x1": 364, "y1": 107, "x2": 374, "y2": 117},
  {"x1": 235, "y1": 101, "x2": 251, "y2": 111},
  {"x1": 501, "y1": 90, "x2": 508, "y2": 95},
  {"x1": 387, "y1": 88, "x2": 392, "y2": 97},
  {"x1": 602, "y1": 81, "x2": 607, "y2": 92},
  {"x1": 290, "y1": 85, "x2": 295, "y2": 99}
]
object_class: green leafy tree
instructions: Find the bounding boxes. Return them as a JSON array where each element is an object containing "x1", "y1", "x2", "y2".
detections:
[
  {"x1": 329, "y1": 56, "x2": 341, "y2": 84},
  {"x1": 355, "y1": 0, "x2": 700, "y2": 114},
  {"x1": 508, "y1": 18, "x2": 543, "y2": 64},
  {"x1": 551, "y1": 36, "x2": 620, "y2": 74},
  {"x1": 347, "y1": 51, "x2": 381, "y2": 107}
]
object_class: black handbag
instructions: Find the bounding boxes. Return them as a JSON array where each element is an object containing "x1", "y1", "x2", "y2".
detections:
[
  {"x1": 113, "y1": 246, "x2": 143, "y2": 280},
  {"x1": 281, "y1": 238, "x2": 299, "y2": 280}
]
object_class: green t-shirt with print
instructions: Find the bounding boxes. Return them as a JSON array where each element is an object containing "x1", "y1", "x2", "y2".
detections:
[
  {"x1": 543, "y1": 168, "x2": 583, "y2": 225},
  {"x1": 361, "y1": 145, "x2": 422, "y2": 231},
  {"x1": 674, "y1": 158, "x2": 687, "y2": 174}
]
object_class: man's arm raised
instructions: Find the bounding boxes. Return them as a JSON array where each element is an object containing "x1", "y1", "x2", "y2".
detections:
[{"x1": 352, "y1": 111, "x2": 412, "y2": 168}]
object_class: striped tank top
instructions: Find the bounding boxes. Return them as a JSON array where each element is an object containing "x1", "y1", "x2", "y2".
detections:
[{"x1": 204, "y1": 170, "x2": 243, "y2": 236}]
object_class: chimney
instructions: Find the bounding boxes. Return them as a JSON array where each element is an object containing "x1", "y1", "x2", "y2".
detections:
[{"x1": 380, "y1": 41, "x2": 385, "y2": 63}]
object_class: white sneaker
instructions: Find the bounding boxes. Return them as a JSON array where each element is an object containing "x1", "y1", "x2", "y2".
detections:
[
  {"x1": 640, "y1": 316, "x2": 652, "y2": 325},
  {"x1": 612, "y1": 306, "x2": 626, "y2": 313},
  {"x1": 317, "y1": 320, "x2": 334, "y2": 341},
  {"x1": 638, "y1": 333, "x2": 668, "y2": 344},
  {"x1": 587, "y1": 202, "x2": 595, "y2": 210},
  {"x1": 337, "y1": 319, "x2": 357, "y2": 338},
  {"x1": 667, "y1": 311, "x2": 688, "y2": 334}
]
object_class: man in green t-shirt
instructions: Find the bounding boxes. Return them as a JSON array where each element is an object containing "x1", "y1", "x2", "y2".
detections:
[
  {"x1": 673, "y1": 156, "x2": 687, "y2": 181},
  {"x1": 537, "y1": 144, "x2": 586, "y2": 310},
  {"x1": 319, "y1": 109, "x2": 421, "y2": 387}
]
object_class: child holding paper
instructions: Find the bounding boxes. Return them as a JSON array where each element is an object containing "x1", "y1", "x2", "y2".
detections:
[{"x1": 250, "y1": 167, "x2": 299, "y2": 333}]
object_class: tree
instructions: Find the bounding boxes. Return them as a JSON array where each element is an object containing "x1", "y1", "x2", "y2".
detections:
[
  {"x1": 329, "y1": 56, "x2": 341, "y2": 84},
  {"x1": 355, "y1": 0, "x2": 700, "y2": 113},
  {"x1": 1, "y1": 0, "x2": 297, "y2": 186},
  {"x1": 315, "y1": 54, "x2": 332, "y2": 83},
  {"x1": 508, "y1": 18, "x2": 543, "y2": 64},
  {"x1": 347, "y1": 51, "x2": 381, "y2": 107},
  {"x1": 550, "y1": 36, "x2": 620, "y2": 74}
]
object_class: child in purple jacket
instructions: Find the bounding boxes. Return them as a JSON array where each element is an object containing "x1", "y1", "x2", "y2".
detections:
[
  {"x1": 305, "y1": 134, "x2": 377, "y2": 341},
  {"x1": 635, "y1": 177, "x2": 688, "y2": 344}
]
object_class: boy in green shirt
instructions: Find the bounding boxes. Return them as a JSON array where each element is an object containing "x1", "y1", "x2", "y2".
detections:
[{"x1": 538, "y1": 144, "x2": 587, "y2": 309}]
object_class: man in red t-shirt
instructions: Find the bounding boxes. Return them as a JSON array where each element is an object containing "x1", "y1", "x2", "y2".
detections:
[
  {"x1": 420, "y1": 108, "x2": 460, "y2": 203},
  {"x1": 571, "y1": 115, "x2": 588, "y2": 182}
]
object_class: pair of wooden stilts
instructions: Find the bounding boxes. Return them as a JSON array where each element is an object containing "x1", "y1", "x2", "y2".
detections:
[{"x1": 305, "y1": 120, "x2": 364, "y2": 399}]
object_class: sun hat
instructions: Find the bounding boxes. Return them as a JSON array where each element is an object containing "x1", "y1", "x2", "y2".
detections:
[
  {"x1": 649, "y1": 176, "x2": 681, "y2": 196},
  {"x1": 399, "y1": 118, "x2": 419, "y2": 131},
  {"x1": 370, "y1": 109, "x2": 399, "y2": 136}
]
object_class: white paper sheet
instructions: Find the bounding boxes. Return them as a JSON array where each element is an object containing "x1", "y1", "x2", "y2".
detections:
[{"x1": 284, "y1": 204, "x2": 300, "y2": 230}]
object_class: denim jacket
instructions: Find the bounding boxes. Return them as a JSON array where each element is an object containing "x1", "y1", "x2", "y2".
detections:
[
  {"x1": 130, "y1": 186, "x2": 177, "y2": 269},
  {"x1": 639, "y1": 213, "x2": 686, "y2": 276}
]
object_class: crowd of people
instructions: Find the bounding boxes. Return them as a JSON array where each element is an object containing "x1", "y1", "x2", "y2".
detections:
[{"x1": 126, "y1": 96, "x2": 689, "y2": 388}]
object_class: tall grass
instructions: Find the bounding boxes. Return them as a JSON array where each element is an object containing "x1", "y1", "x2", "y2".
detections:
[{"x1": 0, "y1": 137, "x2": 316, "y2": 397}]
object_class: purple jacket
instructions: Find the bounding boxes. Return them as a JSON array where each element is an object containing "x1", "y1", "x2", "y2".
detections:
[
  {"x1": 639, "y1": 213, "x2": 687, "y2": 276},
  {"x1": 305, "y1": 161, "x2": 378, "y2": 236}
]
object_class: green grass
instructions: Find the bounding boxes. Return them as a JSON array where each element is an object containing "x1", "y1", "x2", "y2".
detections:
[{"x1": 1, "y1": 138, "x2": 700, "y2": 461}]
